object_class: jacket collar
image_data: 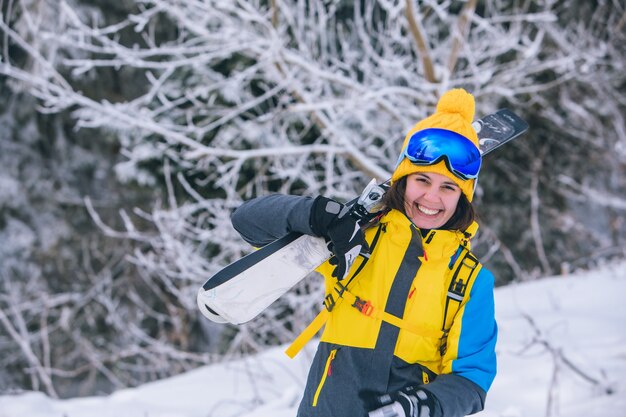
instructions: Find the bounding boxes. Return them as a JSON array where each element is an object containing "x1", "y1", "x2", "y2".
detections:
[{"x1": 382, "y1": 210, "x2": 478, "y2": 260}]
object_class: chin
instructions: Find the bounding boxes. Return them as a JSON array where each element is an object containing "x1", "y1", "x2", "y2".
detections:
[{"x1": 412, "y1": 218, "x2": 446, "y2": 230}]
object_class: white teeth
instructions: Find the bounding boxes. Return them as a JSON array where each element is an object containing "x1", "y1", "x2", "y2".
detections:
[{"x1": 417, "y1": 205, "x2": 439, "y2": 215}]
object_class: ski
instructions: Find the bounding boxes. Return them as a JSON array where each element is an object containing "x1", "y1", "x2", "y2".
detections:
[{"x1": 197, "y1": 109, "x2": 528, "y2": 324}]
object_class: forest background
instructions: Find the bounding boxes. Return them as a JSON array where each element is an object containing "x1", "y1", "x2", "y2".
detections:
[{"x1": 0, "y1": 0, "x2": 624, "y2": 399}]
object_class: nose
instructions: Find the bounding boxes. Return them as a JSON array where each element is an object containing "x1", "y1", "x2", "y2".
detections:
[{"x1": 423, "y1": 186, "x2": 442, "y2": 201}]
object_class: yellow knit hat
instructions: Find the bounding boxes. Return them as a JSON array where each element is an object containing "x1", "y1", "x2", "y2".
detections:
[{"x1": 391, "y1": 88, "x2": 480, "y2": 201}]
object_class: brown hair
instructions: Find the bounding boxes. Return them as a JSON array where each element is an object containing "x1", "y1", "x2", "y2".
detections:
[{"x1": 382, "y1": 176, "x2": 476, "y2": 231}]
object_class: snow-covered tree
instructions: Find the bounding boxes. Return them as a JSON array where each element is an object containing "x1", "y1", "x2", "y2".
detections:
[{"x1": 0, "y1": 0, "x2": 624, "y2": 396}]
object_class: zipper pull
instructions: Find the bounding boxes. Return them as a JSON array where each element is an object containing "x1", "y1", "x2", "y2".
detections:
[{"x1": 327, "y1": 350, "x2": 337, "y2": 376}]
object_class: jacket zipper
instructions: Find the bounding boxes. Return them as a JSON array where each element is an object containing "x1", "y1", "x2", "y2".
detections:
[{"x1": 312, "y1": 349, "x2": 337, "y2": 407}]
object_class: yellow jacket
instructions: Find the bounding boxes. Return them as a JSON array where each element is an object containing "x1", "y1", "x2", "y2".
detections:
[
  {"x1": 299, "y1": 209, "x2": 497, "y2": 416},
  {"x1": 231, "y1": 195, "x2": 497, "y2": 417}
]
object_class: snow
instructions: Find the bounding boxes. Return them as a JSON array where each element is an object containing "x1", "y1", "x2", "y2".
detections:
[{"x1": 1, "y1": 262, "x2": 625, "y2": 417}]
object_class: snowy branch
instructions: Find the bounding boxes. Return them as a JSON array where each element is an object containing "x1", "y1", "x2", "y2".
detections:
[{"x1": 1, "y1": 0, "x2": 624, "y2": 397}]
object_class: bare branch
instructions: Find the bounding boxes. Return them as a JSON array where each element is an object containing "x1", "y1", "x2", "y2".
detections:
[
  {"x1": 405, "y1": 0, "x2": 437, "y2": 83},
  {"x1": 530, "y1": 156, "x2": 553, "y2": 276},
  {"x1": 447, "y1": 0, "x2": 478, "y2": 73},
  {"x1": 0, "y1": 302, "x2": 58, "y2": 398}
]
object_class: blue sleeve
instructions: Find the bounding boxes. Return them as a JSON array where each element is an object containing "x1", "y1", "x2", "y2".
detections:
[
  {"x1": 424, "y1": 267, "x2": 497, "y2": 417},
  {"x1": 452, "y1": 267, "x2": 498, "y2": 392}
]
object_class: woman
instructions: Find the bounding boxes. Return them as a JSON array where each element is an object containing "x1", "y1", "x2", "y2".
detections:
[{"x1": 231, "y1": 89, "x2": 497, "y2": 417}]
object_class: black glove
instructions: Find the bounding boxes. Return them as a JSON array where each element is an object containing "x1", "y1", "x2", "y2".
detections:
[
  {"x1": 310, "y1": 196, "x2": 369, "y2": 280},
  {"x1": 364, "y1": 386, "x2": 437, "y2": 417}
]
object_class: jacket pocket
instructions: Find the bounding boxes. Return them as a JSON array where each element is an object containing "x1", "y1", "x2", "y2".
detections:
[{"x1": 312, "y1": 348, "x2": 338, "y2": 407}]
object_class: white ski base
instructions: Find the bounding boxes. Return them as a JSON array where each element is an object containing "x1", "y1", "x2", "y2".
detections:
[{"x1": 197, "y1": 234, "x2": 331, "y2": 324}]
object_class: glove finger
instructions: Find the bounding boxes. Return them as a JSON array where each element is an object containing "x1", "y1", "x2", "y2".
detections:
[
  {"x1": 331, "y1": 264, "x2": 346, "y2": 280},
  {"x1": 359, "y1": 390, "x2": 392, "y2": 408},
  {"x1": 351, "y1": 228, "x2": 370, "y2": 253},
  {"x1": 367, "y1": 402, "x2": 405, "y2": 417},
  {"x1": 360, "y1": 238, "x2": 371, "y2": 254},
  {"x1": 331, "y1": 255, "x2": 348, "y2": 279}
]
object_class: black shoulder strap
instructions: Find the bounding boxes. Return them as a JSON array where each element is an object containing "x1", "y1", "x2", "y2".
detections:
[{"x1": 439, "y1": 246, "x2": 480, "y2": 356}]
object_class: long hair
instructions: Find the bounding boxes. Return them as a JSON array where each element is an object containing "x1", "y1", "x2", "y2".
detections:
[{"x1": 381, "y1": 176, "x2": 476, "y2": 231}]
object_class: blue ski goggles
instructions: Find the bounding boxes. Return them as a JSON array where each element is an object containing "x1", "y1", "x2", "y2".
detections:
[{"x1": 396, "y1": 128, "x2": 482, "y2": 180}]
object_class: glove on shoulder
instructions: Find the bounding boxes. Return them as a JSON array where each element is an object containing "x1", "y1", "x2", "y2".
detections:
[
  {"x1": 365, "y1": 386, "x2": 437, "y2": 417},
  {"x1": 310, "y1": 196, "x2": 369, "y2": 280}
]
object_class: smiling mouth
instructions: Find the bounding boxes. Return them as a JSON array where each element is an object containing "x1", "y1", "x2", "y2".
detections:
[{"x1": 416, "y1": 204, "x2": 441, "y2": 216}]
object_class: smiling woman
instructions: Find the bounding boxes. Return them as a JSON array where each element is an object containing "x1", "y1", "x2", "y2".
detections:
[{"x1": 230, "y1": 89, "x2": 497, "y2": 417}]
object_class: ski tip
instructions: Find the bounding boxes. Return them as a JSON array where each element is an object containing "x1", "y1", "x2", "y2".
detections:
[
  {"x1": 197, "y1": 289, "x2": 229, "y2": 324},
  {"x1": 476, "y1": 108, "x2": 529, "y2": 155},
  {"x1": 496, "y1": 108, "x2": 530, "y2": 130}
]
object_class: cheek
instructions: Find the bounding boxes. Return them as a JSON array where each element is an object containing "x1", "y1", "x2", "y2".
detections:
[
  {"x1": 403, "y1": 186, "x2": 413, "y2": 202},
  {"x1": 404, "y1": 182, "x2": 424, "y2": 200},
  {"x1": 444, "y1": 193, "x2": 462, "y2": 211}
]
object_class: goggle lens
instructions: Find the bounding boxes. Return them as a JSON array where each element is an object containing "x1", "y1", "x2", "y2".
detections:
[{"x1": 400, "y1": 128, "x2": 481, "y2": 180}]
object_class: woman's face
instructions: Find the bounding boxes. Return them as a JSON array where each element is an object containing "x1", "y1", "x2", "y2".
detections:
[{"x1": 403, "y1": 172, "x2": 462, "y2": 229}]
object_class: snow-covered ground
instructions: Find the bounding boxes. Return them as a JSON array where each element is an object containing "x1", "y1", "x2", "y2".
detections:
[{"x1": 1, "y1": 262, "x2": 625, "y2": 417}]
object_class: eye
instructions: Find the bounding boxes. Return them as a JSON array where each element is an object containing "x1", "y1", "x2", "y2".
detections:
[{"x1": 441, "y1": 184, "x2": 457, "y2": 192}]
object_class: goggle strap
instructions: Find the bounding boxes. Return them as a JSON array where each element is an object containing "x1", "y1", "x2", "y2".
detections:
[{"x1": 403, "y1": 153, "x2": 478, "y2": 181}]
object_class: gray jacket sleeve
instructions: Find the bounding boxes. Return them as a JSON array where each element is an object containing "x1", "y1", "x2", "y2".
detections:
[
  {"x1": 424, "y1": 374, "x2": 486, "y2": 417},
  {"x1": 231, "y1": 194, "x2": 317, "y2": 247}
]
